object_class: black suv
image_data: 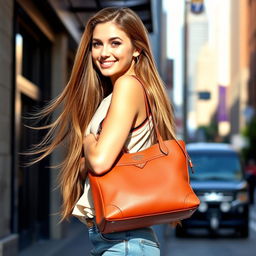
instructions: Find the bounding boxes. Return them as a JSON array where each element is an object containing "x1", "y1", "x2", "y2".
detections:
[{"x1": 176, "y1": 143, "x2": 249, "y2": 238}]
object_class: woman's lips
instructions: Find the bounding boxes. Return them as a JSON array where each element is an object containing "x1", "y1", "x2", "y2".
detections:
[{"x1": 99, "y1": 60, "x2": 116, "y2": 69}]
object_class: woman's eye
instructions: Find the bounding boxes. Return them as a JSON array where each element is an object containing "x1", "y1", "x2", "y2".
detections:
[
  {"x1": 112, "y1": 41, "x2": 121, "y2": 47},
  {"x1": 92, "y1": 42, "x2": 101, "y2": 48},
  {"x1": 92, "y1": 41, "x2": 120, "y2": 48}
]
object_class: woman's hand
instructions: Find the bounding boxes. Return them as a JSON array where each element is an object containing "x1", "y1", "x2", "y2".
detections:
[
  {"x1": 79, "y1": 157, "x2": 88, "y2": 180},
  {"x1": 80, "y1": 157, "x2": 86, "y2": 171},
  {"x1": 83, "y1": 133, "x2": 99, "y2": 155},
  {"x1": 79, "y1": 134, "x2": 99, "y2": 179},
  {"x1": 82, "y1": 133, "x2": 100, "y2": 170}
]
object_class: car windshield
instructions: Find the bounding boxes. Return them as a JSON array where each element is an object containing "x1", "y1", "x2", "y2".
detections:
[{"x1": 188, "y1": 151, "x2": 243, "y2": 181}]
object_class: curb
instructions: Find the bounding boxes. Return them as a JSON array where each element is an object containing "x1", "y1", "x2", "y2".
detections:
[{"x1": 19, "y1": 220, "x2": 91, "y2": 256}]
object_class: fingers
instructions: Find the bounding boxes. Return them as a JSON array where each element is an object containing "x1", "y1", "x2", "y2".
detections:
[
  {"x1": 80, "y1": 157, "x2": 86, "y2": 171},
  {"x1": 79, "y1": 157, "x2": 88, "y2": 180}
]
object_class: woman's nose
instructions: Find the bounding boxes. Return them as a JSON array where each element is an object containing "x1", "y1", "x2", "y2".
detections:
[{"x1": 100, "y1": 45, "x2": 110, "y2": 58}]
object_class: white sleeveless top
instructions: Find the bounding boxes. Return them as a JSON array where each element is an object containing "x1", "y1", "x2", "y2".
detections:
[{"x1": 72, "y1": 92, "x2": 154, "y2": 223}]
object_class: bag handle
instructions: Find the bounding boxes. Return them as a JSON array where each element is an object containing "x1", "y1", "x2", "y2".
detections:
[
  {"x1": 131, "y1": 75, "x2": 168, "y2": 154},
  {"x1": 131, "y1": 75, "x2": 194, "y2": 172}
]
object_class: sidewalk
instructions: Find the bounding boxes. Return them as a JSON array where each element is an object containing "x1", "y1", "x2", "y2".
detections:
[
  {"x1": 250, "y1": 203, "x2": 256, "y2": 233},
  {"x1": 18, "y1": 204, "x2": 256, "y2": 256},
  {"x1": 19, "y1": 218, "x2": 92, "y2": 256},
  {"x1": 18, "y1": 220, "x2": 168, "y2": 256}
]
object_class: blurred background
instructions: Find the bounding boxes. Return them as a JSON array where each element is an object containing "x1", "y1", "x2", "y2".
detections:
[{"x1": 0, "y1": 0, "x2": 256, "y2": 255}]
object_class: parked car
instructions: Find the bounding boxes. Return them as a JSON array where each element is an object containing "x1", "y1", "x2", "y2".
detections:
[
  {"x1": 245, "y1": 160, "x2": 256, "y2": 204},
  {"x1": 176, "y1": 143, "x2": 249, "y2": 238}
]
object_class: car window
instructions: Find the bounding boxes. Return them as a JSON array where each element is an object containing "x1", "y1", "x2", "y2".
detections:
[{"x1": 188, "y1": 151, "x2": 243, "y2": 181}]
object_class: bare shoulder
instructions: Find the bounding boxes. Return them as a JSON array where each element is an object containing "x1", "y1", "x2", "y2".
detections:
[
  {"x1": 111, "y1": 75, "x2": 146, "y2": 115},
  {"x1": 113, "y1": 75, "x2": 144, "y2": 95}
]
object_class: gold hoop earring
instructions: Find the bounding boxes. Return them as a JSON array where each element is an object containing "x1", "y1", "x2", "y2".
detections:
[{"x1": 134, "y1": 55, "x2": 139, "y2": 63}]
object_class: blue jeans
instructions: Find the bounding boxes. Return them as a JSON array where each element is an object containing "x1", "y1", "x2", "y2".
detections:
[{"x1": 88, "y1": 225, "x2": 160, "y2": 256}]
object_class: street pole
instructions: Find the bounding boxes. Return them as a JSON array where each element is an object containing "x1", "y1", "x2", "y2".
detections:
[
  {"x1": 183, "y1": 1, "x2": 188, "y2": 142},
  {"x1": 183, "y1": 0, "x2": 204, "y2": 142}
]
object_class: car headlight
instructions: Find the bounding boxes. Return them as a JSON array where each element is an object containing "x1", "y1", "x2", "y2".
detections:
[
  {"x1": 198, "y1": 202, "x2": 208, "y2": 212},
  {"x1": 220, "y1": 202, "x2": 231, "y2": 212},
  {"x1": 236, "y1": 191, "x2": 249, "y2": 203}
]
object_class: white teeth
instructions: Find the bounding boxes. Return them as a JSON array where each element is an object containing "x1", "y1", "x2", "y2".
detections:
[{"x1": 100, "y1": 61, "x2": 115, "y2": 68}]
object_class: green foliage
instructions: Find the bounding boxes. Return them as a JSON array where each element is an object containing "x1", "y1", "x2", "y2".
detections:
[
  {"x1": 198, "y1": 121, "x2": 218, "y2": 142},
  {"x1": 241, "y1": 116, "x2": 256, "y2": 164}
]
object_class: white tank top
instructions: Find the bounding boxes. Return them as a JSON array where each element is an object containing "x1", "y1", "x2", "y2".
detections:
[{"x1": 72, "y1": 92, "x2": 154, "y2": 223}]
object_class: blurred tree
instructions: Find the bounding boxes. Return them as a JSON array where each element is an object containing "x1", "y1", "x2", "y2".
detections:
[
  {"x1": 241, "y1": 115, "x2": 256, "y2": 164},
  {"x1": 197, "y1": 120, "x2": 218, "y2": 142}
]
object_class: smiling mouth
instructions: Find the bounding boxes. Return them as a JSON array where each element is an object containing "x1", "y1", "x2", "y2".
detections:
[{"x1": 99, "y1": 60, "x2": 116, "y2": 69}]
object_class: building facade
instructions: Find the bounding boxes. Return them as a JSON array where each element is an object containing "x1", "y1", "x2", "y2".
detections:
[
  {"x1": 248, "y1": 0, "x2": 256, "y2": 110},
  {"x1": 185, "y1": 0, "x2": 251, "y2": 143},
  {"x1": 0, "y1": 1, "x2": 76, "y2": 255}
]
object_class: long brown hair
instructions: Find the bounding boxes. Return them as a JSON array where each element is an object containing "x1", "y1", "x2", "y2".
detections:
[{"x1": 26, "y1": 7, "x2": 177, "y2": 222}]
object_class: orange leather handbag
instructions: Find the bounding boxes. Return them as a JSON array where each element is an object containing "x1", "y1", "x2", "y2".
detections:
[{"x1": 88, "y1": 76, "x2": 200, "y2": 234}]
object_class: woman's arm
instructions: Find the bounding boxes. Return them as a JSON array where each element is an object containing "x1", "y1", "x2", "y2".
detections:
[{"x1": 83, "y1": 75, "x2": 145, "y2": 175}]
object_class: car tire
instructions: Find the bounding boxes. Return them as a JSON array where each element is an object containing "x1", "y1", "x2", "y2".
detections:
[
  {"x1": 175, "y1": 226, "x2": 187, "y2": 238},
  {"x1": 238, "y1": 223, "x2": 249, "y2": 238}
]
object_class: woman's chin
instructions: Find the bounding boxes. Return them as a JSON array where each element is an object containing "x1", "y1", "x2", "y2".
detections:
[
  {"x1": 99, "y1": 69, "x2": 115, "y2": 77},
  {"x1": 101, "y1": 71, "x2": 120, "y2": 80}
]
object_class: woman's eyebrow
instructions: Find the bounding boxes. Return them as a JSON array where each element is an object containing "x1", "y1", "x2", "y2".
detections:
[{"x1": 92, "y1": 37, "x2": 123, "y2": 41}]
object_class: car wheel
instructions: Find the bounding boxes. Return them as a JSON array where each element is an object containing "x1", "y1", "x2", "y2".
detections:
[
  {"x1": 238, "y1": 223, "x2": 249, "y2": 238},
  {"x1": 175, "y1": 225, "x2": 187, "y2": 238}
]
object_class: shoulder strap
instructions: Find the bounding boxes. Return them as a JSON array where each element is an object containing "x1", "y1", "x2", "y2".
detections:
[
  {"x1": 131, "y1": 75, "x2": 194, "y2": 172},
  {"x1": 131, "y1": 75, "x2": 169, "y2": 155}
]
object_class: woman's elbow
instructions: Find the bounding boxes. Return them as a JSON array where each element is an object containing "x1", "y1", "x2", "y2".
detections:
[{"x1": 89, "y1": 155, "x2": 112, "y2": 175}]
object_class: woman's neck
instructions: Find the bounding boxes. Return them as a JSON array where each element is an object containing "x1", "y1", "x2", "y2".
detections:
[{"x1": 110, "y1": 61, "x2": 136, "y2": 85}]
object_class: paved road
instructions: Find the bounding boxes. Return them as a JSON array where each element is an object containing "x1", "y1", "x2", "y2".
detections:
[
  {"x1": 55, "y1": 217, "x2": 256, "y2": 256},
  {"x1": 155, "y1": 205, "x2": 256, "y2": 256},
  {"x1": 53, "y1": 206, "x2": 256, "y2": 256},
  {"x1": 156, "y1": 224, "x2": 256, "y2": 256},
  {"x1": 19, "y1": 206, "x2": 256, "y2": 256}
]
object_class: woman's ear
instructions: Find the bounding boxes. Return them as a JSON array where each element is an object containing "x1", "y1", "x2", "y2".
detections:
[{"x1": 133, "y1": 48, "x2": 142, "y2": 58}]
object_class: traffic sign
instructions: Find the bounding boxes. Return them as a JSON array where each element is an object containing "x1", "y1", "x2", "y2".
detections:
[
  {"x1": 191, "y1": 0, "x2": 204, "y2": 14},
  {"x1": 198, "y1": 91, "x2": 211, "y2": 100}
]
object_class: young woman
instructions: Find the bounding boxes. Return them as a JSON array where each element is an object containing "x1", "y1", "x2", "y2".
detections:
[{"x1": 28, "y1": 7, "x2": 177, "y2": 255}]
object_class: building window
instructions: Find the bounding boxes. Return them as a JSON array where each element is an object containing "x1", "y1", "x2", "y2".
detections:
[{"x1": 14, "y1": 5, "x2": 52, "y2": 250}]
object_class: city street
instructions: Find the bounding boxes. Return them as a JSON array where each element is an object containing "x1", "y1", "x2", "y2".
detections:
[
  {"x1": 158, "y1": 226, "x2": 256, "y2": 256},
  {"x1": 1, "y1": 1, "x2": 256, "y2": 256},
  {"x1": 156, "y1": 185, "x2": 256, "y2": 256},
  {"x1": 19, "y1": 205, "x2": 256, "y2": 256},
  {"x1": 162, "y1": 228, "x2": 256, "y2": 256},
  {"x1": 156, "y1": 205, "x2": 256, "y2": 256}
]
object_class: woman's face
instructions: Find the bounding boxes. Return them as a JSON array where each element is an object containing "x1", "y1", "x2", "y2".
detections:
[{"x1": 91, "y1": 22, "x2": 139, "y2": 83}]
